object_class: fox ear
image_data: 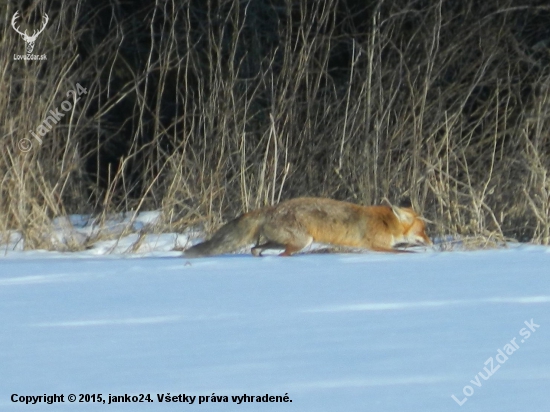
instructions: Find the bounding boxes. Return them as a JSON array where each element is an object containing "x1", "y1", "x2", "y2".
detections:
[{"x1": 391, "y1": 205, "x2": 414, "y2": 224}]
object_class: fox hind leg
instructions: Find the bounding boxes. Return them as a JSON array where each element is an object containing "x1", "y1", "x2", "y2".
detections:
[
  {"x1": 251, "y1": 241, "x2": 285, "y2": 257},
  {"x1": 259, "y1": 221, "x2": 314, "y2": 256},
  {"x1": 252, "y1": 238, "x2": 312, "y2": 256},
  {"x1": 279, "y1": 238, "x2": 312, "y2": 256}
]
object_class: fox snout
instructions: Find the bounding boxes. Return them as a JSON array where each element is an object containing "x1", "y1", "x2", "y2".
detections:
[
  {"x1": 422, "y1": 233, "x2": 432, "y2": 246},
  {"x1": 407, "y1": 225, "x2": 432, "y2": 247},
  {"x1": 391, "y1": 205, "x2": 432, "y2": 248},
  {"x1": 416, "y1": 233, "x2": 432, "y2": 246},
  {"x1": 395, "y1": 233, "x2": 431, "y2": 250},
  {"x1": 413, "y1": 224, "x2": 432, "y2": 245}
]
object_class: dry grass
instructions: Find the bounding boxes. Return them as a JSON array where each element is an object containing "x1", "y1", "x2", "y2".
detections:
[{"x1": 1, "y1": 0, "x2": 549, "y2": 250}]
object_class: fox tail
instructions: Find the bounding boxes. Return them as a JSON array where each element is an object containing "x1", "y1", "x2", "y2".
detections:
[{"x1": 184, "y1": 210, "x2": 265, "y2": 257}]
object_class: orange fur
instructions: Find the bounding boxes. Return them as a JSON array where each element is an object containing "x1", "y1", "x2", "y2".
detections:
[{"x1": 184, "y1": 197, "x2": 431, "y2": 257}]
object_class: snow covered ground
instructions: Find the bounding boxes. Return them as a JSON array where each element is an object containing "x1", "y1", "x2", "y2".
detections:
[{"x1": 1, "y1": 216, "x2": 549, "y2": 411}]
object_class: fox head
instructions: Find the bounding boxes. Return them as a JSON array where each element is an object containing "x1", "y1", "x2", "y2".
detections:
[{"x1": 391, "y1": 205, "x2": 432, "y2": 247}]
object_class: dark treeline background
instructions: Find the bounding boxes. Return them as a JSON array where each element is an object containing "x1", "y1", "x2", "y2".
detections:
[{"x1": 2, "y1": 0, "x2": 550, "y2": 248}]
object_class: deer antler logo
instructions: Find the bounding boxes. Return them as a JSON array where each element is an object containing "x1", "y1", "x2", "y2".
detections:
[{"x1": 11, "y1": 10, "x2": 49, "y2": 56}]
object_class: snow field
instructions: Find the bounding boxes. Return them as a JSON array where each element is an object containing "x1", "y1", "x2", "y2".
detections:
[{"x1": 1, "y1": 245, "x2": 549, "y2": 411}]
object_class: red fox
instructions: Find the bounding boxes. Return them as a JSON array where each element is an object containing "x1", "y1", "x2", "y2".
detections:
[
  {"x1": 184, "y1": 197, "x2": 432, "y2": 257},
  {"x1": 184, "y1": 197, "x2": 431, "y2": 257}
]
